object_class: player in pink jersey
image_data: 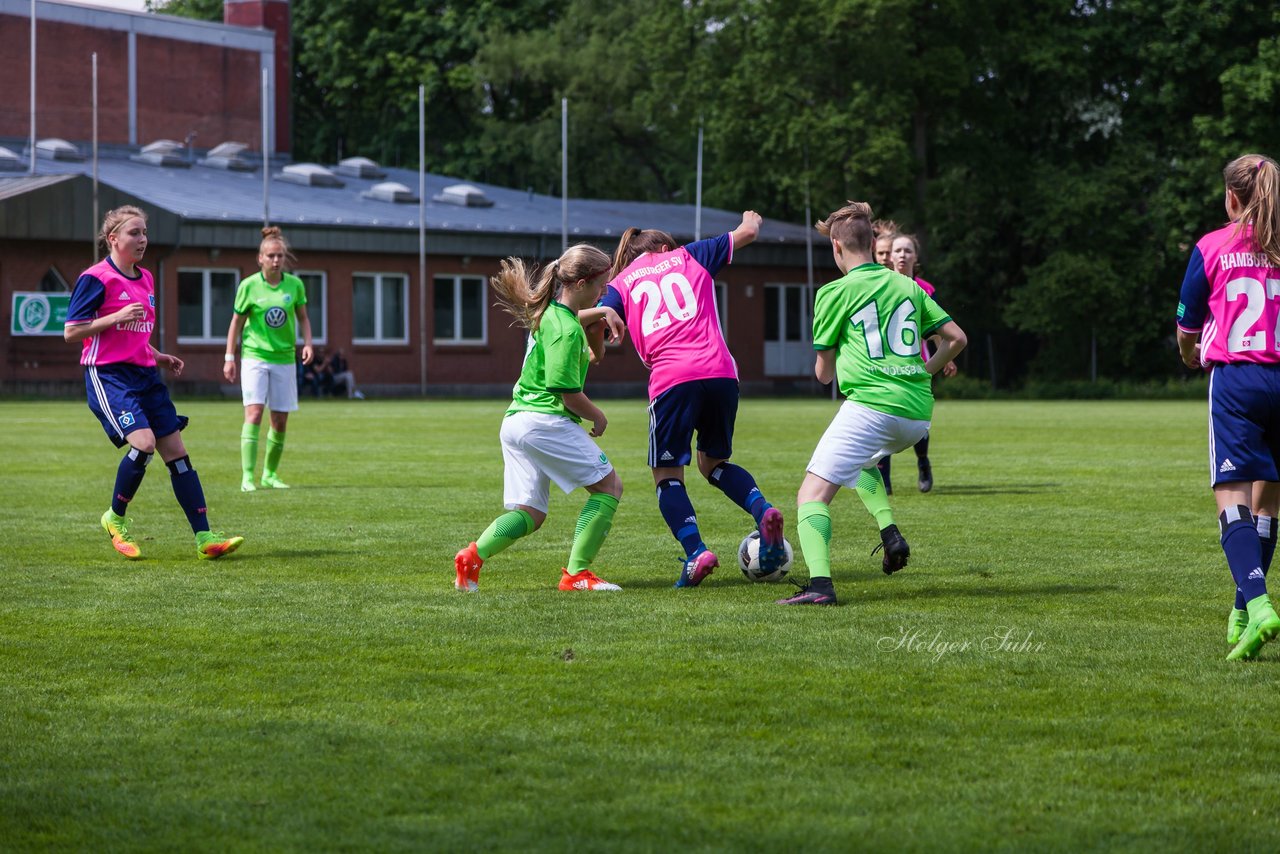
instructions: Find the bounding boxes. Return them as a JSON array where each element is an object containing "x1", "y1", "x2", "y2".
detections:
[
  {"x1": 65, "y1": 206, "x2": 243, "y2": 563},
  {"x1": 873, "y1": 231, "x2": 957, "y2": 494},
  {"x1": 1176, "y1": 153, "x2": 1280, "y2": 660},
  {"x1": 599, "y1": 211, "x2": 787, "y2": 588}
]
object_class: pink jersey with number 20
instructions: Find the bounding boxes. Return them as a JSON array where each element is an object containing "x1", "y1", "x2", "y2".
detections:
[
  {"x1": 603, "y1": 234, "x2": 736, "y2": 401},
  {"x1": 1178, "y1": 223, "x2": 1280, "y2": 367}
]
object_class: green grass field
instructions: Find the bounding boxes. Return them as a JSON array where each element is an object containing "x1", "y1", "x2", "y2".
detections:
[{"x1": 3, "y1": 397, "x2": 1279, "y2": 851}]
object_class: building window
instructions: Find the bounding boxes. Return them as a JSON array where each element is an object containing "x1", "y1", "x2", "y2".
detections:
[
  {"x1": 353, "y1": 273, "x2": 408, "y2": 344},
  {"x1": 178, "y1": 268, "x2": 239, "y2": 342},
  {"x1": 714, "y1": 280, "x2": 728, "y2": 339},
  {"x1": 434, "y1": 275, "x2": 487, "y2": 344},
  {"x1": 297, "y1": 271, "x2": 326, "y2": 344},
  {"x1": 40, "y1": 267, "x2": 70, "y2": 292}
]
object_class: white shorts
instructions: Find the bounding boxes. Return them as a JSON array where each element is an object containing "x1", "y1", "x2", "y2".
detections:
[
  {"x1": 241, "y1": 358, "x2": 299, "y2": 412},
  {"x1": 500, "y1": 411, "x2": 614, "y2": 513},
  {"x1": 807, "y1": 400, "x2": 930, "y2": 489}
]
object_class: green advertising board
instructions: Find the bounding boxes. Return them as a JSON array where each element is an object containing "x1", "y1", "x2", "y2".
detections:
[{"x1": 11, "y1": 292, "x2": 70, "y2": 336}]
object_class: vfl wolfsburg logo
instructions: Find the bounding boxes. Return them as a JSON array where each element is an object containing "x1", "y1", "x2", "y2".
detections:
[{"x1": 265, "y1": 307, "x2": 288, "y2": 328}]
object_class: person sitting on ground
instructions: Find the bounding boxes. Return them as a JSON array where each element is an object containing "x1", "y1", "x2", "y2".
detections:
[
  {"x1": 300, "y1": 345, "x2": 325, "y2": 397},
  {"x1": 323, "y1": 347, "x2": 363, "y2": 399}
]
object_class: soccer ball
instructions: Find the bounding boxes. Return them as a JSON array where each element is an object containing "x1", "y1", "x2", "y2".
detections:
[{"x1": 737, "y1": 530, "x2": 793, "y2": 583}]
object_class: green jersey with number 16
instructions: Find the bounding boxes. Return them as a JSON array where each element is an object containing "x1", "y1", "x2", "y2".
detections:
[{"x1": 812, "y1": 263, "x2": 951, "y2": 421}]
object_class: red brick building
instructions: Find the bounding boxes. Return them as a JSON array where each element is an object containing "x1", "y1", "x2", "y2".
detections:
[{"x1": 1, "y1": 0, "x2": 829, "y2": 397}]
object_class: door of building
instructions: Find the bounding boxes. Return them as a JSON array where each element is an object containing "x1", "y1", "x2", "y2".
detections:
[{"x1": 764, "y1": 283, "x2": 813, "y2": 376}]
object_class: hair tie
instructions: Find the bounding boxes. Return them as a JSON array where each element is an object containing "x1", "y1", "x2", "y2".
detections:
[{"x1": 1259, "y1": 160, "x2": 1267, "y2": 172}]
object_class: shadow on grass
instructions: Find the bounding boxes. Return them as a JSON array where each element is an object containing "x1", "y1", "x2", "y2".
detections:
[
  {"x1": 240, "y1": 548, "x2": 363, "y2": 558},
  {"x1": 849, "y1": 581, "x2": 1121, "y2": 602},
  {"x1": 620, "y1": 576, "x2": 772, "y2": 591},
  {"x1": 923, "y1": 483, "x2": 1061, "y2": 495}
]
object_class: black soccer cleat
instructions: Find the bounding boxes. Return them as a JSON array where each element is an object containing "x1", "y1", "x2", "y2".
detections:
[
  {"x1": 776, "y1": 578, "x2": 838, "y2": 606},
  {"x1": 873, "y1": 524, "x2": 910, "y2": 575},
  {"x1": 917, "y1": 457, "x2": 933, "y2": 493}
]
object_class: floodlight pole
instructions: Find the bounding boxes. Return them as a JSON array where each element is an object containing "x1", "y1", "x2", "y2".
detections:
[
  {"x1": 419, "y1": 84, "x2": 428, "y2": 396},
  {"x1": 561, "y1": 97, "x2": 568, "y2": 252},
  {"x1": 262, "y1": 66, "x2": 270, "y2": 227},
  {"x1": 695, "y1": 117, "x2": 703, "y2": 241},
  {"x1": 92, "y1": 52, "x2": 99, "y2": 262},
  {"x1": 802, "y1": 146, "x2": 828, "y2": 400},
  {"x1": 29, "y1": 0, "x2": 36, "y2": 174}
]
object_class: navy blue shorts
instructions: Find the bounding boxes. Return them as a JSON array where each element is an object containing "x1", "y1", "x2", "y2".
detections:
[
  {"x1": 84, "y1": 363, "x2": 186, "y2": 448},
  {"x1": 648, "y1": 377, "x2": 739, "y2": 468},
  {"x1": 1208, "y1": 362, "x2": 1280, "y2": 485}
]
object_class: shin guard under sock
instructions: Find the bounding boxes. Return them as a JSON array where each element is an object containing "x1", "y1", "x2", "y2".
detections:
[{"x1": 112, "y1": 447, "x2": 152, "y2": 516}]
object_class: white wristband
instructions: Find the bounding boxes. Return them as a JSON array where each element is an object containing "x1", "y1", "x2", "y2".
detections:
[{"x1": 225, "y1": 354, "x2": 236, "y2": 362}]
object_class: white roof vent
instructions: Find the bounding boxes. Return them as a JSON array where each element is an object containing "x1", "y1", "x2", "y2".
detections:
[
  {"x1": 432, "y1": 183, "x2": 493, "y2": 208},
  {"x1": 337, "y1": 156, "x2": 386, "y2": 179},
  {"x1": 36, "y1": 138, "x2": 84, "y2": 162},
  {"x1": 276, "y1": 163, "x2": 344, "y2": 188},
  {"x1": 199, "y1": 141, "x2": 256, "y2": 172},
  {"x1": 361, "y1": 181, "x2": 419, "y2": 204},
  {"x1": 0, "y1": 145, "x2": 22, "y2": 171},
  {"x1": 130, "y1": 139, "x2": 191, "y2": 168}
]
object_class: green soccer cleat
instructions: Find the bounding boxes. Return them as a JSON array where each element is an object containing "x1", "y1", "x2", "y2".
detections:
[
  {"x1": 1227, "y1": 608, "x2": 1250, "y2": 645},
  {"x1": 240, "y1": 476, "x2": 257, "y2": 493},
  {"x1": 1226, "y1": 601, "x2": 1280, "y2": 661},
  {"x1": 101, "y1": 509, "x2": 142, "y2": 560},
  {"x1": 260, "y1": 472, "x2": 290, "y2": 489},
  {"x1": 197, "y1": 530, "x2": 245, "y2": 560}
]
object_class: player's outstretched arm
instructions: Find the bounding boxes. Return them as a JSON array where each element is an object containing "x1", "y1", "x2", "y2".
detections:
[
  {"x1": 731, "y1": 210, "x2": 763, "y2": 250},
  {"x1": 64, "y1": 302, "x2": 146, "y2": 343},
  {"x1": 923, "y1": 322, "x2": 967, "y2": 376}
]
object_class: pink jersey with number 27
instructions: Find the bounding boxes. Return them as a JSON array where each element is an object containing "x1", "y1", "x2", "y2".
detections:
[
  {"x1": 1178, "y1": 223, "x2": 1280, "y2": 367},
  {"x1": 602, "y1": 234, "x2": 736, "y2": 401}
]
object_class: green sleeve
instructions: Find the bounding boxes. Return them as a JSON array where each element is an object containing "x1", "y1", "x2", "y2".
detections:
[
  {"x1": 233, "y1": 276, "x2": 254, "y2": 315},
  {"x1": 919, "y1": 292, "x2": 952, "y2": 337},
  {"x1": 543, "y1": 324, "x2": 584, "y2": 394},
  {"x1": 289, "y1": 274, "x2": 308, "y2": 307},
  {"x1": 812, "y1": 283, "x2": 843, "y2": 350}
]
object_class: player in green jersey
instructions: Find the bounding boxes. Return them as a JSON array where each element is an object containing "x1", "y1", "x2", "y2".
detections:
[
  {"x1": 779, "y1": 202, "x2": 967, "y2": 605},
  {"x1": 454, "y1": 244, "x2": 627, "y2": 592},
  {"x1": 223, "y1": 227, "x2": 314, "y2": 492}
]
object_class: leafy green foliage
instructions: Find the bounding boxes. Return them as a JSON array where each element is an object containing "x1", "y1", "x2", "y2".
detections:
[
  {"x1": 146, "y1": 0, "x2": 223, "y2": 21},
  {"x1": 149, "y1": 1, "x2": 1280, "y2": 383}
]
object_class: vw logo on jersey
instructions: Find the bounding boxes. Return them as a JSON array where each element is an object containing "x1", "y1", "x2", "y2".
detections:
[{"x1": 265, "y1": 307, "x2": 288, "y2": 328}]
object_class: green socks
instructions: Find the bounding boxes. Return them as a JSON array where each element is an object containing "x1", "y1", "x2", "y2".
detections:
[
  {"x1": 797, "y1": 501, "x2": 833, "y2": 579},
  {"x1": 568, "y1": 494, "x2": 619, "y2": 573},
  {"x1": 474, "y1": 497, "x2": 618, "y2": 572},
  {"x1": 856, "y1": 467, "x2": 895, "y2": 529},
  {"x1": 240, "y1": 422, "x2": 261, "y2": 478},
  {"x1": 477, "y1": 509, "x2": 536, "y2": 560},
  {"x1": 264, "y1": 428, "x2": 286, "y2": 477}
]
